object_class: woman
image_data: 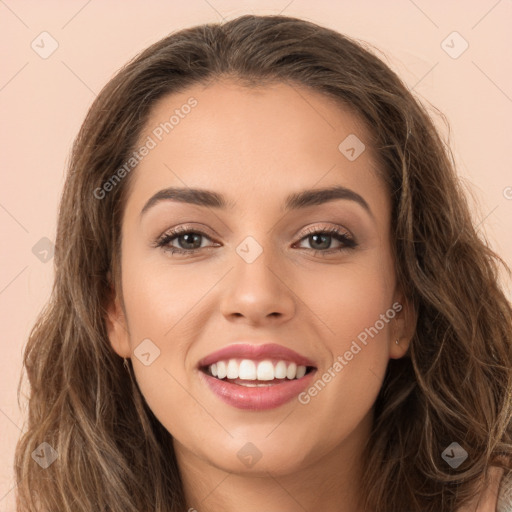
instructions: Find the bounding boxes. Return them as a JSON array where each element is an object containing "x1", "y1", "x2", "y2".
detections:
[{"x1": 14, "y1": 14, "x2": 512, "y2": 511}]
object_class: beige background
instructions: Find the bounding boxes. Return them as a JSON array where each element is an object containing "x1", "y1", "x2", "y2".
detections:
[{"x1": 1, "y1": 1, "x2": 511, "y2": 509}]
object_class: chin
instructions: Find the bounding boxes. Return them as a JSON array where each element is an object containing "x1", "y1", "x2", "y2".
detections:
[{"x1": 200, "y1": 435, "x2": 314, "y2": 476}]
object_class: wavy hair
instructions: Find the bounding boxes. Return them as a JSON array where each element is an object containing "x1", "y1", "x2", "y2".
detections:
[{"x1": 14, "y1": 14, "x2": 512, "y2": 511}]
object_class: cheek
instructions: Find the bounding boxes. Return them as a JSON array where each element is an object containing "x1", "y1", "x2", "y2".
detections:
[
  {"x1": 300, "y1": 257, "x2": 395, "y2": 344},
  {"x1": 120, "y1": 260, "x2": 210, "y2": 435},
  {"x1": 118, "y1": 249, "x2": 203, "y2": 393},
  {"x1": 298, "y1": 274, "x2": 393, "y2": 444},
  {"x1": 120, "y1": 249, "x2": 210, "y2": 340},
  {"x1": 296, "y1": 255, "x2": 394, "y2": 406}
]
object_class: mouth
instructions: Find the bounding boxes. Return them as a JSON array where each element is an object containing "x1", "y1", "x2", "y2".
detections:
[
  {"x1": 197, "y1": 343, "x2": 318, "y2": 410},
  {"x1": 200, "y1": 358, "x2": 316, "y2": 387}
]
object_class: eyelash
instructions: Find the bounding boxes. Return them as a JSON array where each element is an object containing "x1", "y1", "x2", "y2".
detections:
[{"x1": 154, "y1": 225, "x2": 358, "y2": 257}]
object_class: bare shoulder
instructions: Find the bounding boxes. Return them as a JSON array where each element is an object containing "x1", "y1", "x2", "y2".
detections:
[
  {"x1": 455, "y1": 466, "x2": 511, "y2": 512},
  {"x1": 497, "y1": 469, "x2": 512, "y2": 512}
]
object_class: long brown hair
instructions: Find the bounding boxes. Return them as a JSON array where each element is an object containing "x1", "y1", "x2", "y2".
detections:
[{"x1": 14, "y1": 14, "x2": 512, "y2": 511}]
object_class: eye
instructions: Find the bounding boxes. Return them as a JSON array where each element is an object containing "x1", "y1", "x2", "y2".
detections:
[
  {"x1": 294, "y1": 226, "x2": 357, "y2": 254},
  {"x1": 153, "y1": 224, "x2": 357, "y2": 257},
  {"x1": 154, "y1": 227, "x2": 218, "y2": 255}
]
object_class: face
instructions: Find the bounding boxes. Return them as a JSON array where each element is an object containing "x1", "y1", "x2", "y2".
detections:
[{"x1": 106, "y1": 79, "x2": 415, "y2": 478}]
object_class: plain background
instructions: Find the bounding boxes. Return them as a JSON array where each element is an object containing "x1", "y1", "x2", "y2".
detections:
[{"x1": 1, "y1": 1, "x2": 511, "y2": 509}]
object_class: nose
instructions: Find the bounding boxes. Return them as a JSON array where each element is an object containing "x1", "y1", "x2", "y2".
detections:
[{"x1": 219, "y1": 244, "x2": 296, "y2": 326}]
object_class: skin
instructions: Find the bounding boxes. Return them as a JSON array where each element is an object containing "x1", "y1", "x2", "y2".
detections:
[{"x1": 106, "y1": 79, "x2": 417, "y2": 512}]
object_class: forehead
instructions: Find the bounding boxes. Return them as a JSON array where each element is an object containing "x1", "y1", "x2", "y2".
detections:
[
  {"x1": 141, "y1": 78, "x2": 374, "y2": 159},
  {"x1": 124, "y1": 79, "x2": 389, "y2": 220}
]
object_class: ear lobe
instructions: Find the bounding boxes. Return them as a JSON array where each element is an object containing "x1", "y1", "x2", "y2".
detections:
[
  {"x1": 389, "y1": 290, "x2": 417, "y2": 359},
  {"x1": 104, "y1": 281, "x2": 131, "y2": 359}
]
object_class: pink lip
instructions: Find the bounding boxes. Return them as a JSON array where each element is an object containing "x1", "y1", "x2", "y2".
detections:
[
  {"x1": 197, "y1": 343, "x2": 316, "y2": 368},
  {"x1": 199, "y1": 370, "x2": 317, "y2": 410},
  {"x1": 197, "y1": 343, "x2": 317, "y2": 410}
]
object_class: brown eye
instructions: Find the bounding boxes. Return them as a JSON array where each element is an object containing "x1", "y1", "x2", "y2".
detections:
[
  {"x1": 296, "y1": 227, "x2": 357, "y2": 253},
  {"x1": 155, "y1": 229, "x2": 217, "y2": 255}
]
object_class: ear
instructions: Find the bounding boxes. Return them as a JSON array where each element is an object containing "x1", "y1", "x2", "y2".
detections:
[
  {"x1": 104, "y1": 272, "x2": 131, "y2": 359},
  {"x1": 389, "y1": 287, "x2": 417, "y2": 359}
]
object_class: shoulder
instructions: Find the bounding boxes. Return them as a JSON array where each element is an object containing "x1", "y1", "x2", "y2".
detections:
[
  {"x1": 497, "y1": 469, "x2": 512, "y2": 512},
  {"x1": 456, "y1": 467, "x2": 511, "y2": 512}
]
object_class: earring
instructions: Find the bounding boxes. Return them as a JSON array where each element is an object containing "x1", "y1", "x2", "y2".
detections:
[
  {"x1": 123, "y1": 358, "x2": 130, "y2": 371},
  {"x1": 395, "y1": 339, "x2": 400, "y2": 345}
]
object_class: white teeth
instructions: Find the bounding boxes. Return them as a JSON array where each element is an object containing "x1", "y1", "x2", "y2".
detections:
[
  {"x1": 296, "y1": 365, "x2": 307, "y2": 379},
  {"x1": 216, "y1": 361, "x2": 227, "y2": 379},
  {"x1": 226, "y1": 360, "x2": 238, "y2": 379},
  {"x1": 206, "y1": 358, "x2": 309, "y2": 381},
  {"x1": 257, "y1": 360, "x2": 274, "y2": 380},
  {"x1": 274, "y1": 361, "x2": 287, "y2": 379},
  {"x1": 286, "y1": 362, "x2": 297, "y2": 379},
  {"x1": 239, "y1": 359, "x2": 256, "y2": 380}
]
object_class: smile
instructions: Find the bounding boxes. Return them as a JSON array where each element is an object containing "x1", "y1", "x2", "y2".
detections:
[
  {"x1": 197, "y1": 343, "x2": 318, "y2": 410},
  {"x1": 205, "y1": 358, "x2": 311, "y2": 381}
]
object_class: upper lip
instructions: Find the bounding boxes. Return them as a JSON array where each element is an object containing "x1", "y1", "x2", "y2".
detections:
[{"x1": 197, "y1": 343, "x2": 317, "y2": 369}]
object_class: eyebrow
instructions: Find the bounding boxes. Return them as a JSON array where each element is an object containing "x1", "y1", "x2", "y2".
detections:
[{"x1": 139, "y1": 185, "x2": 374, "y2": 219}]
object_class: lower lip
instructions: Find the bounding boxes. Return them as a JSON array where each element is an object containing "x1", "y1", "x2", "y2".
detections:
[{"x1": 199, "y1": 370, "x2": 317, "y2": 410}]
